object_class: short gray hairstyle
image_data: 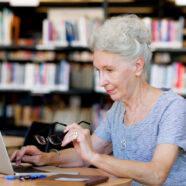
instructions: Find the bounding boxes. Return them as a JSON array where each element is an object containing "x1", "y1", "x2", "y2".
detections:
[{"x1": 88, "y1": 14, "x2": 152, "y2": 78}]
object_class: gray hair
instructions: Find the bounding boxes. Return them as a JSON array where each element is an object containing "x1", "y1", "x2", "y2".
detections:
[{"x1": 88, "y1": 14, "x2": 152, "y2": 78}]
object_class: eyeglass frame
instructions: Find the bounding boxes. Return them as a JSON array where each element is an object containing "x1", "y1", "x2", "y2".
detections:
[{"x1": 34, "y1": 121, "x2": 91, "y2": 146}]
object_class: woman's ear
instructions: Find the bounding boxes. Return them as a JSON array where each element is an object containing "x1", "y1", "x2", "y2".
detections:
[{"x1": 135, "y1": 57, "x2": 144, "y2": 76}]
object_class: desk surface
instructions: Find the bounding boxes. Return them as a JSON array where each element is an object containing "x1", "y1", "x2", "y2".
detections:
[
  {"x1": 3, "y1": 136, "x2": 24, "y2": 148},
  {"x1": 3, "y1": 135, "x2": 24, "y2": 155},
  {"x1": 0, "y1": 167, "x2": 132, "y2": 186}
]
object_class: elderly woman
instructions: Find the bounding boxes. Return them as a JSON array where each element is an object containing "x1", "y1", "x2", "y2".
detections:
[{"x1": 11, "y1": 15, "x2": 186, "y2": 185}]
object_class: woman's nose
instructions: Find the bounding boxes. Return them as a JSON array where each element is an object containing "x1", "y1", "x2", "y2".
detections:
[{"x1": 99, "y1": 72, "x2": 108, "y2": 87}]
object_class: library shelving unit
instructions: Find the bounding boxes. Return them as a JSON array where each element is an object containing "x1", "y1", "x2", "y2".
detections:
[
  {"x1": 0, "y1": 1, "x2": 110, "y2": 136},
  {"x1": 0, "y1": 0, "x2": 186, "y2": 136},
  {"x1": 0, "y1": 44, "x2": 110, "y2": 136},
  {"x1": 147, "y1": 16, "x2": 186, "y2": 97},
  {"x1": 150, "y1": 48, "x2": 186, "y2": 97}
]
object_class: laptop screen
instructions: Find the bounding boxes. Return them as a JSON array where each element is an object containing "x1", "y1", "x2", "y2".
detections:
[{"x1": 0, "y1": 132, "x2": 14, "y2": 175}]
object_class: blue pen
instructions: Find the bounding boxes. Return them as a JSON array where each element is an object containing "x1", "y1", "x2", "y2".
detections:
[
  {"x1": 5, "y1": 174, "x2": 46, "y2": 180},
  {"x1": 5, "y1": 175, "x2": 26, "y2": 182},
  {"x1": 26, "y1": 174, "x2": 46, "y2": 179},
  {"x1": 5, "y1": 175, "x2": 20, "y2": 180}
]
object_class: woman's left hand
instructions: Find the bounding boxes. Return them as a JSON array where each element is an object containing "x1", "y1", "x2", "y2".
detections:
[{"x1": 61, "y1": 123, "x2": 96, "y2": 163}]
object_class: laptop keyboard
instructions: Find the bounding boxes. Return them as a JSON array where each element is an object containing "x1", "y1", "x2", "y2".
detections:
[{"x1": 13, "y1": 165, "x2": 47, "y2": 173}]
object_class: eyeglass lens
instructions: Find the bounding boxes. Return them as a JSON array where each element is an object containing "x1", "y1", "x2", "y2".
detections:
[
  {"x1": 34, "y1": 135, "x2": 47, "y2": 145},
  {"x1": 48, "y1": 134, "x2": 63, "y2": 145}
]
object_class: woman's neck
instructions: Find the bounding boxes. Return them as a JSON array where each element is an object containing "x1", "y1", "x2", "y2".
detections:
[
  {"x1": 122, "y1": 79, "x2": 164, "y2": 126},
  {"x1": 122, "y1": 80, "x2": 161, "y2": 113}
]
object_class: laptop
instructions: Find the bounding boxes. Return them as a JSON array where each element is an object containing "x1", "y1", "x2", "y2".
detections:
[{"x1": 0, "y1": 132, "x2": 79, "y2": 176}]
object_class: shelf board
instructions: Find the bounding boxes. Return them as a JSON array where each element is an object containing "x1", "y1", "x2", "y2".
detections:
[
  {"x1": 0, "y1": 45, "x2": 91, "y2": 52},
  {"x1": 108, "y1": 7, "x2": 153, "y2": 14},
  {"x1": 0, "y1": 45, "x2": 36, "y2": 51},
  {"x1": 153, "y1": 48, "x2": 186, "y2": 53},
  {"x1": 0, "y1": 87, "x2": 99, "y2": 95},
  {"x1": 39, "y1": 0, "x2": 135, "y2": 3},
  {"x1": 40, "y1": 0, "x2": 136, "y2": 2},
  {"x1": 55, "y1": 46, "x2": 91, "y2": 52},
  {"x1": 40, "y1": 0, "x2": 103, "y2": 2},
  {"x1": 54, "y1": 89, "x2": 94, "y2": 94}
]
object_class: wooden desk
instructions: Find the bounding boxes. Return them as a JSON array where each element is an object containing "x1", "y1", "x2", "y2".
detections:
[
  {"x1": 0, "y1": 167, "x2": 132, "y2": 186},
  {"x1": 3, "y1": 136, "x2": 24, "y2": 155}
]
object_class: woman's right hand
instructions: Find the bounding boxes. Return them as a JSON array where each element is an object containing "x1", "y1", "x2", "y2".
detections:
[{"x1": 10, "y1": 145, "x2": 48, "y2": 166}]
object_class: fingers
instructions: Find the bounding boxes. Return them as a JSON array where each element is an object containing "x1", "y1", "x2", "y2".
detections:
[
  {"x1": 62, "y1": 123, "x2": 82, "y2": 146},
  {"x1": 10, "y1": 145, "x2": 41, "y2": 166},
  {"x1": 72, "y1": 131, "x2": 78, "y2": 141},
  {"x1": 15, "y1": 146, "x2": 29, "y2": 166},
  {"x1": 10, "y1": 150, "x2": 19, "y2": 162},
  {"x1": 73, "y1": 129, "x2": 90, "y2": 144},
  {"x1": 21, "y1": 154, "x2": 43, "y2": 166},
  {"x1": 62, "y1": 126, "x2": 90, "y2": 147},
  {"x1": 21, "y1": 155, "x2": 36, "y2": 164},
  {"x1": 62, "y1": 127, "x2": 82, "y2": 147},
  {"x1": 15, "y1": 146, "x2": 30, "y2": 164},
  {"x1": 64, "y1": 123, "x2": 81, "y2": 133}
]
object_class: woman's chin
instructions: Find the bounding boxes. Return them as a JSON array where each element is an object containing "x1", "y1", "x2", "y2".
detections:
[{"x1": 110, "y1": 94, "x2": 120, "y2": 102}]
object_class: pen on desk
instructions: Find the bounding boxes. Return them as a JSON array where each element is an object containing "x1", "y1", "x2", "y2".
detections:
[
  {"x1": 5, "y1": 175, "x2": 25, "y2": 182},
  {"x1": 26, "y1": 175, "x2": 46, "y2": 179},
  {"x1": 5, "y1": 175, "x2": 20, "y2": 180},
  {"x1": 5, "y1": 174, "x2": 46, "y2": 181}
]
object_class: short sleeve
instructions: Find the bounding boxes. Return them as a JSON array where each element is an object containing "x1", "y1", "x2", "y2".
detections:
[
  {"x1": 94, "y1": 102, "x2": 118, "y2": 142},
  {"x1": 157, "y1": 99, "x2": 186, "y2": 151}
]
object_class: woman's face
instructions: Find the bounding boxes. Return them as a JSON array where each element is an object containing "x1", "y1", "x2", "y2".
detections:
[{"x1": 93, "y1": 51, "x2": 136, "y2": 102}]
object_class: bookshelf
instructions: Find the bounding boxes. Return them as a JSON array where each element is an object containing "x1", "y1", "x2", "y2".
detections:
[
  {"x1": 0, "y1": 0, "x2": 186, "y2": 136},
  {"x1": 149, "y1": 48, "x2": 186, "y2": 97},
  {"x1": 0, "y1": 4, "x2": 110, "y2": 136},
  {"x1": 0, "y1": 44, "x2": 110, "y2": 134}
]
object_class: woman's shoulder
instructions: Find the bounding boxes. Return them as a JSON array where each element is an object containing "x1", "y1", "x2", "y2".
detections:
[
  {"x1": 157, "y1": 89, "x2": 186, "y2": 114},
  {"x1": 159, "y1": 89, "x2": 185, "y2": 105}
]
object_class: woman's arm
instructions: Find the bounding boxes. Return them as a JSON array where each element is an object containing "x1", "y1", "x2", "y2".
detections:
[
  {"x1": 53, "y1": 133, "x2": 112, "y2": 167},
  {"x1": 62, "y1": 123, "x2": 179, "y2": 185},
  {"x1": 10, "y1": 133, "x2": 112, "y2": 167},
  {"x1": 88, "y1": 143, "x2": 179, "y2": 185}
]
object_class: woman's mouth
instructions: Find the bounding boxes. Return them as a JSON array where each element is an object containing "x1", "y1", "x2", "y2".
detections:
[{"x1": 106, "y1": 89, "x2": 115, "y2": 94}]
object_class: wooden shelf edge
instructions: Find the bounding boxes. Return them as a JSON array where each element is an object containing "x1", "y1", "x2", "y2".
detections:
[
  {"x1": 40, "y1": 0, "x2": 103, "y2": 3},
  {"x1": 40, "y1": 0, "x2": 135, "y2": 3}
]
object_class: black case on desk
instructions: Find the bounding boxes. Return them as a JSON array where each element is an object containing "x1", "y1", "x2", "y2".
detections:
[{"x1": 23, "y1": 121, "x2": 73, "y2": 152}]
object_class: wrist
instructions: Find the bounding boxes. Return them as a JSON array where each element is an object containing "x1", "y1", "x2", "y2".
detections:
[
  {"x1": 87, "y1": 151, "x2": 100, "y2": 165},
  {"x1": 46, "y1": 150, "x2": 61, "y2": 166},
  {"x1": 49, "y1": 149, "x2": 60, "y2": 156},
  {"x1": 37, "y1": 152, "x2": 50, "y2": 166}
]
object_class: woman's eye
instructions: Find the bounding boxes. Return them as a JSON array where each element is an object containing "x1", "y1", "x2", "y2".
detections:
[{"x1": 106, "y1": 69, "x2": 113, "y2": 72}]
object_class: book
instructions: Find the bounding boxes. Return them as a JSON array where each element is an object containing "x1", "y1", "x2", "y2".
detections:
[
  {"x1": 22, "y1": 105, "x2": 32, "y2": 127},
  {"x1": 36, "y1": 174, "x2": 109, "y2": 186},
  {"x1": 42, "y1": 8, "x2": 103, "y2": 47}
]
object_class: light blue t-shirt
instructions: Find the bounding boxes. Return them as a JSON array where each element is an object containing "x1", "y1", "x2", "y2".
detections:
[{"x1": 95, "y1": 90, "x2": 186, "y2": 186}]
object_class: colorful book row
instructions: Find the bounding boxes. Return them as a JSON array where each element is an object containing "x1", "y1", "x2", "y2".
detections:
[
  {"x1": 150, "y1": 62, "x2": 186, "y2": 93},
  {"x1": 42, "y1": 17, "x2": 103, "y2": 47},
  {"x1": 0, "y1": 60, "x2": 70, "y2": 93},
  {"x1": 144, "y1": 17, "x2": 184, "y2": 48}
]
